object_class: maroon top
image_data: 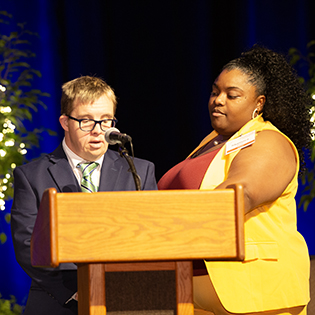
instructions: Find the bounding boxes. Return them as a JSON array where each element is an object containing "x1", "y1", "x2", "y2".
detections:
[
  {"x1": 158, "y1": 147, "x2": 221, "y2": 275},
  {"x1": 158, "y1": 148, "x2": 220, "y2": 190}
]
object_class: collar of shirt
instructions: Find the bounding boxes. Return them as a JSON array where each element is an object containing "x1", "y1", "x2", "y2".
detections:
[{"x1": 62, "y1": 138, "x2": 104, "y2": 188}]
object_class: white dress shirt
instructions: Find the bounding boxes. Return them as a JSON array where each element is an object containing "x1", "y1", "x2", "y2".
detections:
[{"x1": 62, "y1": 138, "x2": 104, "y2": 190}]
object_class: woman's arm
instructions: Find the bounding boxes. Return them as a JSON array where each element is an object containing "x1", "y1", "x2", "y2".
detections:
[{"x1": 215, "y1": 130, "x2": 297, "y2": 213}]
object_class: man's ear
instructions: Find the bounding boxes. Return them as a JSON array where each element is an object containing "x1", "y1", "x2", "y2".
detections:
[{"x1": 59, "y1": 115, "x2": 69, "y2": 131}]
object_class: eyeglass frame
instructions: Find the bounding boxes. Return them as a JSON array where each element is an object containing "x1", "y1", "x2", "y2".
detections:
[{"x1": 66, "y1": 115, "x2": 118, "y2": 132}]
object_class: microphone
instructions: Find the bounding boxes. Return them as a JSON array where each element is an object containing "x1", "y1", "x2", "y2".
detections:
[{"x1": 105, "y1": 127, "x2": 132, "y2": 145}]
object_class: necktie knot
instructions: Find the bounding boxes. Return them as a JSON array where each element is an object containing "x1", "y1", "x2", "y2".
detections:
[{"x1": 78, "y1": 162, "x2": 99, "y2": 193}]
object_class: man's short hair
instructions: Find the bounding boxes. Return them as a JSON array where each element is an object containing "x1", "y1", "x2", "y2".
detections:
[{"x1": 61, "y1": 76, "x2": 117, "y2": 115}]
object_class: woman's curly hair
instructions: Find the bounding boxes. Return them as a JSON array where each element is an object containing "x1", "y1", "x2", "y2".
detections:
[{"x1": 223, "y1": 44, "x2": 313, "y2": 171}]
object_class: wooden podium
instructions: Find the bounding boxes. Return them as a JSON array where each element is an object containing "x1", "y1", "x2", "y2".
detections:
[{"x1": 31, "y1": 186, "x2": 244, "y2": 315}]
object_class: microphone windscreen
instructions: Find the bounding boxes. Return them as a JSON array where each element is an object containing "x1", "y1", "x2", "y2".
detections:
[{"x1": 105, "y1": 127, "x2": 120, "y2": 145}]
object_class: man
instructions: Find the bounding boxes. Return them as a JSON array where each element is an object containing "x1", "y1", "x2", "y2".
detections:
[{"x1": 11, "y1": 76, "x2": 157, "y2": 315}]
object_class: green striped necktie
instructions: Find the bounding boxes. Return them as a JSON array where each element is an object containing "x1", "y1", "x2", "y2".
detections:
[{"x1": 78, "y1": 162, "x2": 99, "y2": 193}]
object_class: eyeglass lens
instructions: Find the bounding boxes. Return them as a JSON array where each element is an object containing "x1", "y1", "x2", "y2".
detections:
[{"x1": 80, "y1": 119, "x2": 115, "y2": 131}]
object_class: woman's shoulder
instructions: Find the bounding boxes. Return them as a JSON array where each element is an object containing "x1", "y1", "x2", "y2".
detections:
[
  {"x1": 256, "y1": 130, "x2": 295, "y2": 152},
  {"x1": 247, "y1": 130, "x2": 297, "y2": 169}
]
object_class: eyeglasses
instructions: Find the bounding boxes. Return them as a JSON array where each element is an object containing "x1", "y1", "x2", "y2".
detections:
[{"x1": 67, "y1": 115, "x2": 118, "y2": 132}]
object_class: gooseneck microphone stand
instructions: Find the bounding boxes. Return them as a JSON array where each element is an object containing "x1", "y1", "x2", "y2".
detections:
[
  {"x1": 118, "y1": 139, "x2": 142, "y2": 191},
  {"x1": 105, "y1": 127, "x2": 142, "y2": 191}
]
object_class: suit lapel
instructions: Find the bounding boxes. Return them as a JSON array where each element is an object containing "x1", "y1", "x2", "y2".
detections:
[
  {"x1": 99, "y1": 149, "x2": 124, "y2": 191},
  {"x1": 47, "y1": 146, "x2": 126, "y2": 192},
  {"x1": 47, "y1": 145, "x2": 81, "y2": 192}
]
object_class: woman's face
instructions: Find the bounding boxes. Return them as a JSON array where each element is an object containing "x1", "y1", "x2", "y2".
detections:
[{"x1": 208, "y1": 69, "x2": 265, "y2": 139}]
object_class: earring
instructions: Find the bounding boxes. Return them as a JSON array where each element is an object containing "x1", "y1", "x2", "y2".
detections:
[{"x1": 252, "y1": 108, "x2": 259, "y2": 119}]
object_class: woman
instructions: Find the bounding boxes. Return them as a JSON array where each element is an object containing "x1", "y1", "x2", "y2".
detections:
[{"x1": 158, "y1": 45, "x2": 312, "y2": 315}]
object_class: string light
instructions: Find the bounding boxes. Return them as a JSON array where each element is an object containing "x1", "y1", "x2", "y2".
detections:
[
  {"x1": 0, "y1": 27, "x2": 51, "y2": 215},
  {"x1": 2, "y1": 119, "x2": 15, "y2": 135},
  {"x1": 0, "y1": 106, "x2": 11, "y2": 113},
  {"x1": 310, "y1": 105, "x2": 315, "y2": 140},
  {"x1": 0, "y1": 83, "x2": 13, "y2": 212},
  {"x1": 18, "y1": 148, "x2": 27, "y2": 155},
  {"x1": 5, "y1": 139, "x2": 14, "y2": 147},
  {"x1": 0, "y1": 84, "x2": 6, "y2": 92},
  {"x1": 0, "y1": 173, "x2": 12, "y2": 211},
  {"x1": 0, "y1": 199, "x2": 5, "y2": 211}
]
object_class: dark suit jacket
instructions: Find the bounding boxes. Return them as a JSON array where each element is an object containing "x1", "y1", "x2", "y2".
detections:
[{"x1": 11, "y1": 145, "x2": 157, "y2": 314}]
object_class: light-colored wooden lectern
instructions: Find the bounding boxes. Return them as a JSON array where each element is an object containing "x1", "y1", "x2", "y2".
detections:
[{"x1": 31, "y1": 185, "x2": 244, "y2": 315}]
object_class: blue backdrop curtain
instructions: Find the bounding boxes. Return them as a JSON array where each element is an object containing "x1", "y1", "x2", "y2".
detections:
[{"x1": 1, "y1": 0, "x2": 315, "y2": 306}]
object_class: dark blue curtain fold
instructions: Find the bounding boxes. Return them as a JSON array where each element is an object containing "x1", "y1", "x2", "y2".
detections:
[{"x1": 1, "y1": 0, "x2": 315, "y2": 305}]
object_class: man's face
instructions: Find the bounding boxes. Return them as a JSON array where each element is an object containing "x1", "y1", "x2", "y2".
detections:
[{"x1": 60, "y1": 94, "x2": 115, "y2": 161}]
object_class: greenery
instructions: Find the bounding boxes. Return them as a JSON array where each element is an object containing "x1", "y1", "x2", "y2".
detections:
[
  {"x1": 289, "y1": 40, "x2": 315, "y2": 211},
  {"x1": 0, "y1": 12, "x2": 52, "y2": 312},
  {"x1": 0, "y1": 295, "x2": 24, "y2": 315},
  {"x1": 0, "y1": 10, "x2": 52, "y2": 243}
]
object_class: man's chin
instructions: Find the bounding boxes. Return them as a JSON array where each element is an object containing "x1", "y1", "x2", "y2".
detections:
[{"x1": 83, "y1": 148, "x2": 108, "y2": 161}]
